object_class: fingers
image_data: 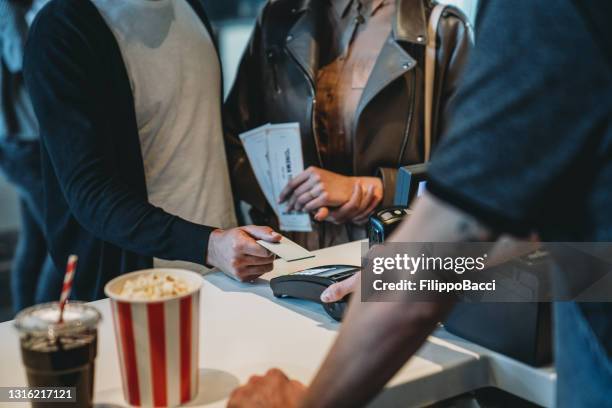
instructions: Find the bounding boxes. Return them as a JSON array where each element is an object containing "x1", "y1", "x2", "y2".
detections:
[
  {"x1": 278, "y1": 167, "x2": 314, "y2": 203},
  {"x1": 320, "y1": 272, "x2": 360, "y2": 302},
  {"x1": 292, "y1": 176, "x2": 319, "y2": 198},
  {"x1": 353, "y1": 185, "x2": 380, "y2": 224},
  {"x1": 326, "y1": 183, "x2": 362, "y2": 224},
  {"x1": 247, "y1": 374, "x2": 263, "y2": 386},
  {"x1": 289, "y1": 379, "x2": 307, "y2": 393},
  {"x1": 231, "y1": 227, "x2": 281, "y2": 280},
  {"x1": 233, "y1": 233, "x2": 273, "y2": 258},
  {"x1": 355, "y1": 184, "x2": 374, "y2": 215},
  {"x1": 290, "y1": 184, "x2": 322, "y2": 212},
  {"x1": 314, "y1": 207, "x2": 329, "y2": 222},
  {"x1": 286, "y1": 177, "x2": 319, "y2": 211},
  {"x1": 233, "y1": 263, "x2": 274, "y2": 282},
  {"x1": 228, "y1": 368, "x2": 306, "y2": 408},
  {"x1": 238, "y1": 254, "x2": 276, "y2": 266},
  {"x1": 353, "y1": 202, "x2": 378, "y2": 225},
  {"x1": 301, "y1": 190, "x2": 332, "y2": 212},
  {"x1": 242, "y1": 225, "x2": 281, "y2": 242},
  {"x1": 266, "y1": 368, "x2": 289, "y2": 381},
  {"x1": 286, "y1": 169, "x2": 359, "y2": 213},
  {"x1": 244, "y1": 369, "x2": 287, "y2": 387},
  {"x1": 210, "y1": 227, "x2": 281, "y2": 281}
]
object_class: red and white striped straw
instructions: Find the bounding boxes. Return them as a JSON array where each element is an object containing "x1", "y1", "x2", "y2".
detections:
[{"x1": 58, "y1": 254, "x2": 78, "y2": 323}]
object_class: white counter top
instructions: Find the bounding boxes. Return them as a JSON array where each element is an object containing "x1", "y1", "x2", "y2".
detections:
[{"x1": 0, "y1": 240, "x2": 556, "y2": 407}]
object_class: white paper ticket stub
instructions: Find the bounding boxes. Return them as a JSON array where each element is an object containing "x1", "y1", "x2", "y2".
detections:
[
  {"x1": 239, "y1": 123, "x2": 312, "y2": 232},
  {"x1": 257, "y1": 236, "x2": 315, "y2": 262},
  {"x1": 266, "y1": 123, "x2": 312, "y2": 232},
  {"x1": 239, "y1": 124, "x2": 275, "y2": 206}
]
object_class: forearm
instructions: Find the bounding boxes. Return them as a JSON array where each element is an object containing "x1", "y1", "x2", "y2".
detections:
[
  {"x1": 303, "y1": 296, "x2": 451, "y2": 408},
  {"x1": 61, "y1": 168, "x2": 215, "y2": 263},
  {"x1": 302, "y1": 193, "x2": 496, "y2": 407}
]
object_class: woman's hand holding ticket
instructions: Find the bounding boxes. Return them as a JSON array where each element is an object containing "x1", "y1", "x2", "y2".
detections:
[{"x1": 278, "y1": 166, "x2": 383, "y2": 224}]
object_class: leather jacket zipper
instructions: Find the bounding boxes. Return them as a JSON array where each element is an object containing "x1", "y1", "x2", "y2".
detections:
[
  {"x1": 285, "y1": 46, "x2": 324, "y2": 168},
  {"x1": 398, "y1": 70, "x2": 416, "y2": 165},
  {"x1": 266, "y1": 48, "x2": 281, "y2": 94},
  {"x1": 286, "y1": 43, "x2": 325, "y2": 246}
]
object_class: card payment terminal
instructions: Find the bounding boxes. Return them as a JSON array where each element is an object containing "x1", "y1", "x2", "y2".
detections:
[{"x1": 270, "y1": 265, "x2": 359, "y2": 321}]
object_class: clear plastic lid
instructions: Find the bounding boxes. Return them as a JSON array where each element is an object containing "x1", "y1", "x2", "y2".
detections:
[{"x1": 14, "y1": 302, "x2": 101, "y2": 338}]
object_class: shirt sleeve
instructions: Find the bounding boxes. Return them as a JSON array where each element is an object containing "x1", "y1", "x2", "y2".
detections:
[
  {"x1": 24, "y1": 2, "x2": 215, "y2": 265},
  {"x1": 427, "y1": 0, "x2": 612, "y2": 237}
]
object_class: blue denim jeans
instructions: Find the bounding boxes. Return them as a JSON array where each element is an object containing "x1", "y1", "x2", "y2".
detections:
[
  {"x1": 555, "y1": 302, "x2": 612, "y2": 407},
  {"x1": 0, "y1": 140, "x2": 58, "y2": 312}
]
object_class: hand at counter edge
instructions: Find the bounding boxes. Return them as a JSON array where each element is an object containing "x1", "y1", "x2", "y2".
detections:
[
  {"x1": 228, "y1": 368, "x2": 307, "y2": 408},
  {"x1": 206, "y1": 226, "x2": 281, "y2": 282}
]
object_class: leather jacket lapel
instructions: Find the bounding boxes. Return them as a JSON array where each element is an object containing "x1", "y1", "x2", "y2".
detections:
[
  {"x1": 355, "y1": 35, "x2": 416, "y2": 127},
  {"x1": 285, "y1": 0, "x2": 425, "y2": 120},
  {"x1": 285, "y1": 1, "x2": 322, "y2": 83},
  {"x1": 354, "y1": 0, "x2": 425, "y2": 137}
]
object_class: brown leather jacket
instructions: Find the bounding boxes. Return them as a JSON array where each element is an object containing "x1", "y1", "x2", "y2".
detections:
[{"x1": 224, "y1": 0, "x2": 473, "y2": 248}]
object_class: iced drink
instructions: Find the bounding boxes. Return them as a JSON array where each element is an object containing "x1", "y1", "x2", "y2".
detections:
[{"x1": 15, "y1": 302, "x2": 101, "y2": 408}]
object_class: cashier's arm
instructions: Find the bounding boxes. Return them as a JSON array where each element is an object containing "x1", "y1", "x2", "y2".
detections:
[
  {"x1": 301, "y1": 193, "x2": 495, "y2": 407},
  {"x1": 228, "y1": 193, "x2": 497, "y2": 408}
]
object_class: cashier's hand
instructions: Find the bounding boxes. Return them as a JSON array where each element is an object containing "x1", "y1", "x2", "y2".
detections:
[
  {"x1": 279, "y1": 166, "x2": 382, "y2": 224},
  {"x1": 320, "y1": 271, "x2": 360, "y2": 303},
  {"x1": 207, "y1": 226, "x2": 281, "y2": 282},
  {"x1": 228, "y1": 368, "x2": 307, "y2": 408}
]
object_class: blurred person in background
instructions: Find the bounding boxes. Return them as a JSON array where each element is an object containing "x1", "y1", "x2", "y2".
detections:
[
  {"x1": 0, "y1": 0, "x2": 54, "y2": 312},
  {"x1": 23, "y1": 0, "x2": 281, "y2": 302},
  {"x1": 225, "y1": 0, "x2": 473, "y2": 250}
]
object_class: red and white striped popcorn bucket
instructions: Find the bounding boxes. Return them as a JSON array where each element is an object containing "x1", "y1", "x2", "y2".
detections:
[{"x1": 105, "y1": 269, "x2": 203, "y2": 407}]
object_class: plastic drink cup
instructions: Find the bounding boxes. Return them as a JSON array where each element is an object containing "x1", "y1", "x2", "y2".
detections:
[{"x1": 14, "y1": 302, "x2": 101, "y2": 408}]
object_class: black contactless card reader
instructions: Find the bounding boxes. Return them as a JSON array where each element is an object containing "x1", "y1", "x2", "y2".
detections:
[
  {"x1": 368, "y1": 206, "x2": 412, "y2": 246},
  {"x1": 270, "y1": 265, "x2": 359, "y2": 321}
]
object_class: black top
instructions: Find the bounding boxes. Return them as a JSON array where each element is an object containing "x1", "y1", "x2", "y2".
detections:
[
  {"x1": 427, "y1": 1, "x2": 612, "y2": 354},
  {"x1": 23, "y1": 0, "x2": 219, "y2": 301}
]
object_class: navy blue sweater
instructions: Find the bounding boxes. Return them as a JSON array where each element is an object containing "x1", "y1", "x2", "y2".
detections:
[{"x1": 24, "y1": 0, "x2": 218, "y2": 300}]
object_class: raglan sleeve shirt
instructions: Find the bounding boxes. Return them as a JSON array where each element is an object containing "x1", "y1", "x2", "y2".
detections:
[{"x1": 23, "y1": 2, "x2": 215, "y2": 265}]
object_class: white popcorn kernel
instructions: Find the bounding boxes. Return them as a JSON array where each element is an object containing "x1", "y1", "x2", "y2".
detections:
[{"x1": 119, "y1": 272, "x2": 191, "y2": 300}]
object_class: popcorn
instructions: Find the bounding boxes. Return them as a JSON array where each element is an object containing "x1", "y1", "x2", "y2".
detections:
[{"x1": 119, "y1": 272, "x2": 191, "y2": 300}]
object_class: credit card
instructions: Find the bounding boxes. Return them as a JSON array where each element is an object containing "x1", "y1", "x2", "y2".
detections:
[{"x1": 257, "y1": 236, "x2": 315, "y2": 262}]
